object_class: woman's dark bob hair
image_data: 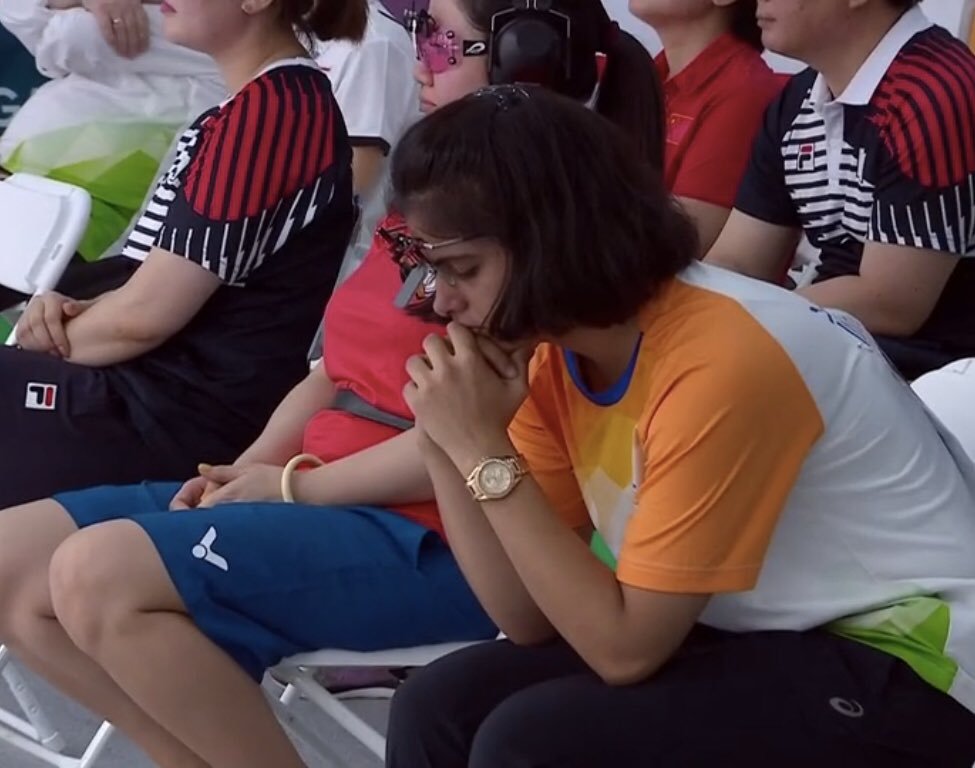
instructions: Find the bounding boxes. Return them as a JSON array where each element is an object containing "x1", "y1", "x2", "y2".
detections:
[{"x1": 391, "y1": 85, "x2": 699, "y2": 342}]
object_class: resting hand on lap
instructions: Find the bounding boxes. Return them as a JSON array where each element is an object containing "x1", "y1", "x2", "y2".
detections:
[
  {"x1": 169, "y1": 475, "x2": 215, "y2": 510},
  {"x1": 16, "y1": 292, "x2": 92, "y2": 357},
  {"x1": 194, "y1": 463, "x2": 285, "y2": 507}
]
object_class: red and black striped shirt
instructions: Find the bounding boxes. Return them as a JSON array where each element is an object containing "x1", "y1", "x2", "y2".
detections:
[{"x1": 115, "y1": 60, "x2": 356, "y2": 453}]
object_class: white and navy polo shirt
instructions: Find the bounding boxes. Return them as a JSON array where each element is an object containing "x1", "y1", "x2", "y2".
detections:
[{"x1": 735, "y1": 7, "x2": 975, "y2": 364}]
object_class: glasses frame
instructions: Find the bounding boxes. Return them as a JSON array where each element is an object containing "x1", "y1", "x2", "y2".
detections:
[{"x1": 378, "y1": 224, "x2": 475, "y2": 288}]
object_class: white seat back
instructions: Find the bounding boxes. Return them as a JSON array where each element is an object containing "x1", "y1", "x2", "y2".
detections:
[
  {"x1": 0, "y1": 173, "x2": 90, "y2": 345},
  {"x1": 0, "y1": 173, "x2": 90, "y2": 296},
  {"x1": 912, "y1": 358, "x2": 975, "y2": 462}
]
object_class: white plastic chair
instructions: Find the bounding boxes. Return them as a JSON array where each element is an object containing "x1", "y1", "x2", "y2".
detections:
[
  {"x1": 911, "y1": 358, "x2": 975, "y2": 462},
  {"x1": 0, "y1": 172, "x2": 90, "y2": 345},
  {"x1": 267, "y1": 641, "x2": 482, "y2": 762},
  {"x1": 0, "y1": 648, "x2": 115, "y2": 767},
  {"x1": 0, "y1": 640, "x2": 479, "y2": 766}
]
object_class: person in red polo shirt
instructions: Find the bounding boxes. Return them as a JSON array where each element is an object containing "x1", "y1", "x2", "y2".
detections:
[{"x1": 632, "y1": 0, "x2": 784, "y2": 252}]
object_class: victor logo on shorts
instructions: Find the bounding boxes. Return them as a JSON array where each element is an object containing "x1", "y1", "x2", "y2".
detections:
[
  {"x1": 25, "y1": 382, "x2": 58, "y2": 410},
  {"x1": 192, "y1": 526, "x2": 229, "y2": 572}
]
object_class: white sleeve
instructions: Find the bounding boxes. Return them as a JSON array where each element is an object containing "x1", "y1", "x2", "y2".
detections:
[
  {"x1": 0, "y1": 5, "x2": 219, "y2": 80},
  {"x1": 327, "y1": 34, "x2": 419, "y2": 153},
  {"x1": 0, "y1": 0, "x2": 55, "y2": 59}
]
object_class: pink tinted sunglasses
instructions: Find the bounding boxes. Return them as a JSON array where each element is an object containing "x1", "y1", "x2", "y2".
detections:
[{"x1": 404, "y1": 9, "x2": 488, "y2": 74}]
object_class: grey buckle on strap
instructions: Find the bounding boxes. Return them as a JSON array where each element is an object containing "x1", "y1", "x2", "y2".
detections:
[{"x1": 331, "y1": 388, "x2": 414, "y2": 431}]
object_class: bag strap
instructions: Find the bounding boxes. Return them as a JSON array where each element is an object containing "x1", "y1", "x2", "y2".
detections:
[{"x1": 331, "y1": 388, "x2": 415, "y2": 431}]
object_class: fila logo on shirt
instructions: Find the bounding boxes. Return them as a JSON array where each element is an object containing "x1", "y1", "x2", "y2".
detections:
[
  {"x1": 192, "y1": 526, "x2": 230, "y2": 572},
  {"x1": 24, "y1": 382, "x2": 58, "y2": 411},
  {"x1": 797, "y1": 144, "x2": 816, "y2": 172}
]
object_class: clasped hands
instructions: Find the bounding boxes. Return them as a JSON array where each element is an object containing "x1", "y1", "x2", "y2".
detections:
[
  {"x1": 403, "y1": 322, "x2": 533, "y2": 470},
  {"x1": 169, "y1": 463, "x2": 285, "y2": 510},
  {"x1": 167, "y1": 322, "x2": 532, "y2": 511},
  {"x1": 16, "y1": 292, "x2": 93, "y2": 358}
]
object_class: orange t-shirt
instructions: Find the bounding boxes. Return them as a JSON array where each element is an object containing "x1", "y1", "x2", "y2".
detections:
[
  {"x1": 511, "y1": 263, "x2": 975, "y2": 717},
  {"x1": 510, "y1": 265, "x2": 824, "y2": 593}
]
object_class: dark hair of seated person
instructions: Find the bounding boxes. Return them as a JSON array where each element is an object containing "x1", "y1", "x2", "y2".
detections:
[
  {"x1": 459, "y1": 0, "x2": 666, "y2": 170},
  {"x1": 280, "y1": 0, "x2": 368, "y2": 46},
  {"x1": 391, "y1": 85, "x2": 699, "y2": 344}
]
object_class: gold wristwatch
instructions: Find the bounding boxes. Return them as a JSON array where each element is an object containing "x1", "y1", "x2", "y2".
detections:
[{"x1": 465, "y1": 455, "x2": 529, "y2": 501}]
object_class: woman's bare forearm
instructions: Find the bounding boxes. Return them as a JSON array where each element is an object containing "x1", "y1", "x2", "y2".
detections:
[
  {"x1": 290, "y1": 428, "x2": 434, "y2": 507},
  {"x1": 235, "y1": 366, "x2": 336, "y2": 466}
]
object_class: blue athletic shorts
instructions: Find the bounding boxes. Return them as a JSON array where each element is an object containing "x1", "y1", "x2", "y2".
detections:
[{"x1": 53, "y1": 482, "x2": 497, "y2": 681}]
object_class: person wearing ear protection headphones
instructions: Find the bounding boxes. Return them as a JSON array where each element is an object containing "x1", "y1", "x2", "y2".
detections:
[{"x1": 411, "y1": 0, "x2": 665, "y2": 168}]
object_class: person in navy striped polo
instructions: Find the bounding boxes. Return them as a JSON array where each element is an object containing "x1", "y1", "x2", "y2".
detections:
[{"x1": 706, "y1": 0, "x2": 975, "y2": 380}]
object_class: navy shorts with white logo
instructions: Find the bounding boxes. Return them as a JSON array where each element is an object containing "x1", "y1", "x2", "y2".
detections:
[{"x1": 53, "y1": 482, "x2": 497, "y2": 680}]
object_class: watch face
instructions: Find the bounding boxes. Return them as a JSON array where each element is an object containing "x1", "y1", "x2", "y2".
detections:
[{"x1": 478, "y1": 459, "x2": 514, "y2": 497}]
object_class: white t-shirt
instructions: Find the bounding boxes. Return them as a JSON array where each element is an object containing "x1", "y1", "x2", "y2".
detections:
[
  {"x1": 513, "y1": 262, "x2": 975, "y2": 715},
  {"x1": 315, "y1": 0, "x2": 420, "y2": 281}
]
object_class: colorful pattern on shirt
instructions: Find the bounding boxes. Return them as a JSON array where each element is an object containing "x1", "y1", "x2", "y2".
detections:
[{"x1": 511, "y1": 262, "x2": 975, "y2": 715}]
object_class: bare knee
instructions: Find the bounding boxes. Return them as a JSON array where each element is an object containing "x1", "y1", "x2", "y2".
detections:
[
  {"x1": 0, "y1": 499, "x2": 74, "y2": 639},
  {"x1": 50, "y1": 527, "x2": 127, "y2": 656},
  {"x1": 50, "y1": 521, "x2": 170, "y2": 659}
]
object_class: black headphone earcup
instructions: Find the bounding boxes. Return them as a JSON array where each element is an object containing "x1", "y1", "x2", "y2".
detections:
[{"x1": 489, "y1": 16, "x2": 569, "y2": 89}]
